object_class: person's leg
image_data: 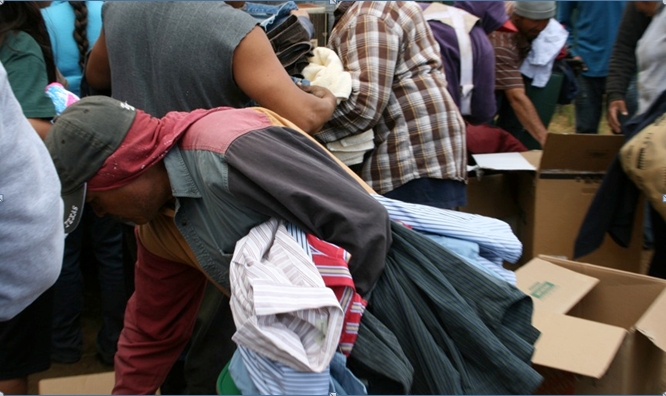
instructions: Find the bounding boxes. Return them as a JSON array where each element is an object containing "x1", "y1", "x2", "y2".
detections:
[
  {"x1": 51, "y1": 226, "x2": 84, "y2": 363},
  {"x1": 184, "y1": 283, "x2": 237, "y2": 395},
  {"x1": 0, "y1": 288, "x2": 54, "y2": 395},
  {"x1": 90, "y1": 207, "x2": 127, "y2": 365},
  {"x1": 574, "y1": 75, "x2": 605, "y2": 134}
]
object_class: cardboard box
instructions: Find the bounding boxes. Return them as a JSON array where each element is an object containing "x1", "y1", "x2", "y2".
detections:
[
  {"x1": 516, "y1": 255, "x2": 666, "y2": 394},
  {"x1": 464, "y1": 133, "x2": 643, "y2": 271},
  {"x1": 38, "y1": 371, "x2": 114, "y2": 395}
]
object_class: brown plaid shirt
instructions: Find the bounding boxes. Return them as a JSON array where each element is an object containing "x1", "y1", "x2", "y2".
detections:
[{"x1": 316, "y1": 1, "x2": 466, "y2": 195}]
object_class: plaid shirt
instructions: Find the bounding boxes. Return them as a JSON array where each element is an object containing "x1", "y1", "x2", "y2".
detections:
[{"x1": 316, "y1": 1, "x2": 467, "y2": 195}]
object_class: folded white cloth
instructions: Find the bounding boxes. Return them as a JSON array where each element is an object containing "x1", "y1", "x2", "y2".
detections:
[
  {"x1": 302, "y1": 47, "x2": 353, "y2": 104},
  {"x1": 325, "y1": 130, "x2": 375, "y2": 166},
  {"x1": 520, "y1": 19, "x2": 568, "y2": 88}
]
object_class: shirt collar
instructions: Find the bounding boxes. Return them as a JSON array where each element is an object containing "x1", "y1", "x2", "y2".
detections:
[{"x1": 164, "y1": 147, "x2": 202, "y2": 199}]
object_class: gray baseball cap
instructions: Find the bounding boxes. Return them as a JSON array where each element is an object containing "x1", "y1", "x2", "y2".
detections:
[
  {"x1": 514, "y1": 1, "x2": 556, "y2": 20},
  {"x1": 45, "y1": 96, "x2": 137, "y2": 233}
]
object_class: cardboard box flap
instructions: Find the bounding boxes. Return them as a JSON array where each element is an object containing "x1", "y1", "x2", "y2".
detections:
[
  {"x1": 540, "y1": 133, "x2": 624, "y2": 173},
  {"x1": 531, "y1": 310, "x2": 627, "y2": 379},
  {"x1": 472, "y1": 152, "x2": 537, "y2": 171},
  {"x1": 636, "y1": 288, "x2": 666, "y2": 352},
  {"x1": 515, "y1": 257, "x2": 599, "y2": 314}
]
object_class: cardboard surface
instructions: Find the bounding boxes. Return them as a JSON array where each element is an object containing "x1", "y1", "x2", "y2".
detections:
[
  {"x1": 515, "y1": 257, "x2": 598, "y2": 314},
  {"x1": 468, "y1": 134, "x2": 643, "y2": 271},
  {"x1": 38, "y1": 371, "x2": 114, "y2": 395},
  {"x1": 517, "y1": 256, "x2": 666, "y2": 394}
]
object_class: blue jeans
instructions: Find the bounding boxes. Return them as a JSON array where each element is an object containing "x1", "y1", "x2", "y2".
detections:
[
  {"x1": 242, "y1": 1, "x2": 298, "y2": 31},
  {"x1": 574, "y1": 75, "x2": 606, "y2": 134},
  {"x1": 51, "y1": 205, "x2": 126, "y2": 363}
]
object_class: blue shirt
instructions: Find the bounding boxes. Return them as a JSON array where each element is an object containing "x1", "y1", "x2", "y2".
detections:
[
  {"x1": 42, "y1": 1, "x2": 103, "y2": 96},
  {"x1": 557, "y1": 1, "x2": 626, "y2": 77}
]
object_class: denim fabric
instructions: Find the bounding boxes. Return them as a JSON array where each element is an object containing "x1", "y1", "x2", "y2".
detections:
[
  {"x1": 329, "y1": 352, "x2": 367, "y2": 395},
  {"x1": 51, "y1": 205, "x2": 126, "y2": 362},
  {"x1": 242, "y1": 1, "x2": 298, "y2": 32},
  {"x1": 574, "y1": 75, "x2": 606, "y2": 134},
  {"x1": 382, "y1": 177, "x2": 467, "y2": 210}
]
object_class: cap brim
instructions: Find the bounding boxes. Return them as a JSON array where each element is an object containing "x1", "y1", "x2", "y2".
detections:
[{"x1": 62, "y1": 183, "x2": 86, "y2": 234}]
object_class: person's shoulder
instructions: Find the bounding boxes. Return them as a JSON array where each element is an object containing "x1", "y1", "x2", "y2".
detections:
[{"x1": 0, "y1": 31, "x2": 43, "y2": 58}]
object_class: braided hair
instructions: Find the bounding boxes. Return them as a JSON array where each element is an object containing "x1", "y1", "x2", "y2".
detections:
[
  {"x1": 69, "y1": 1, "x2": 88, "y2": 71},
  {"x1": 0, "y1": 1, "x2": 57, "y2": 83}
]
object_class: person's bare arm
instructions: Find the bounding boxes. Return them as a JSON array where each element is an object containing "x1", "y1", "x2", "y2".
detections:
[
  {"x1": 28, "y1": 118, "x2": 53, "y2": 140},
  {"x1": 233, "y1": 27, "x2": 336, "y2": 134},
  {"x1": 504, "y1": 87, "x2": 548, "y2": 146},
  {"x1": 85, "y1": 29, "x2": 111, "y2": 92}
]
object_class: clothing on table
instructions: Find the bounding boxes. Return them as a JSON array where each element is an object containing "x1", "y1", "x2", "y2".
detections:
[
  {"x1": 113, "y1": 107, "x2": 391, "y2": 394},
  {"x1": 41, "y1": 1, "x2": 103, "y2": 96},
  {"x1": 520, "y1": 18, "x2": 568, "y2": 88},
  {"x1": 317, "y1": 1, "x2": 467, "y2": 197}
]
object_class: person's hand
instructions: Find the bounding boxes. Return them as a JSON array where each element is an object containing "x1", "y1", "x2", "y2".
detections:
[
  {"x1": 572, "y1": 56, "x2": 588, "y2": 72},
  {"x1": 537, "y1": 131, "x2": 548, "y2": 147},
  {"x1": 298, "y1": 83, "x2": 335, "y2": 102},
  {"x1": 608, "y1": 99, "x2": 628, "y2": 134}
]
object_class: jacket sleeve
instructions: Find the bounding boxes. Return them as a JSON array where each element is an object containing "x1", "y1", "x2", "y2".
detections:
[
  {"x1": 224, "y1": 127, "x2": 392, "y2": 296},
  {"x1": 316, "y1": 14, "x2": 400, "y2": 143},
  {"x1": 606, "y1": 4, "x2": 652, "y2": 103},
  {"x1": 113, "y1": 238, "x2": 207, "y2": 394}
]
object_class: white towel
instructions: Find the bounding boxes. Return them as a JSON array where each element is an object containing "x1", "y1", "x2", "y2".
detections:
[
  {"x1": 520, "y1": 19, "x2": 568, "y2": 88},
  {"x1": 302, "y1": 47, "x2": 353, "y2": 104}
]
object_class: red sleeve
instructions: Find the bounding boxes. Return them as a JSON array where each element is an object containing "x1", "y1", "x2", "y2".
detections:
[{"x1": 112, "y1": 238, "x2": 207, "y2": 394}]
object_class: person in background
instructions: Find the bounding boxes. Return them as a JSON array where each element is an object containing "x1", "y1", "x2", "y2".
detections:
[
  {"x1": 607, "y1": 1, "x2": 659, "y2": 134},
  {"x1": 605, "y1": 1, "x2": 658, "y2": 250},
  {"x1": 488, "y1": 1, "x2": 556, "y2": 148},
  {"x1": 420, "y1": 1, "x2": 508, "y2": 125},
  {"x1": 318, "y1": 1, "x2": 467, "y2": 210},
  {"x1": 558, "y1": 1, "x2": 626, "y2": 134},
  {"x1": 41, "y1": 1, "x2": 127, "y2": 367},
  {"x1": 0, "y1": 2, "x2": 63, "y2": 393}
]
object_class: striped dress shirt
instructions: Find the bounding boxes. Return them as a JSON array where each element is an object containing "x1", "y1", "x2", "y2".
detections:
[
  {"x1": 373, "y1": 194, "x2": 521, "y2": 284},
  {"x1": 317, "y1": 1, "x2": 467, "y2": 195},
  {"x1": 229, "y1": 218, "x2": 343, "y2": 373}
]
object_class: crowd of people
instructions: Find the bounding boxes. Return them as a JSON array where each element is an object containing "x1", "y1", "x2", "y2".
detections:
[{"x1": 1, "y1": 1, "x2": 664, "y2": 395}]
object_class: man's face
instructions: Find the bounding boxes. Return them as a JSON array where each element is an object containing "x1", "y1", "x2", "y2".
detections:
[
  {"x1": 86, "y1": 175, "x2": 167, "y2": 225},
  {"x1": 513, "y1": 15, "x2": 549, "y2": 41}
]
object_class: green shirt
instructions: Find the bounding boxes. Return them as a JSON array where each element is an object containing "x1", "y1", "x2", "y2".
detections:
[{"x1": 0, "y1": 31, "x2": 56, "y2": 119}]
